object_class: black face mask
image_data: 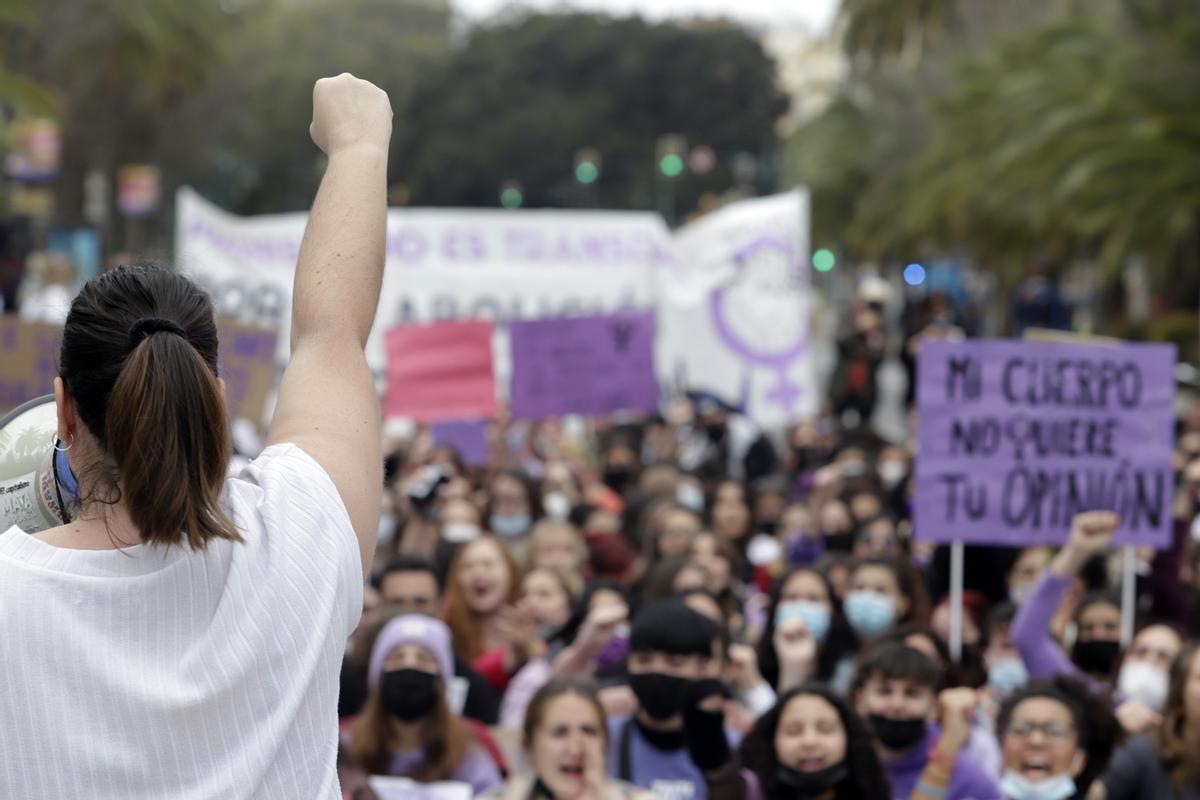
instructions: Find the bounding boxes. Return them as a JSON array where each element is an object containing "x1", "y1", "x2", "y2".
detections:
[
  {"x1": 793, "y1": 446, "x2": 820, "y2": 471},
  {"x1": 380, "y1": 668, "x2": 439, "y2": 721},
  {"x1": 868, "y1": 714, "x2": 927, "y2": 751},
  {"x1": 776, "y1": 761, "x2": 849, "y2": 797},
  {"x1": 824, "y1": 531, "x2": 855, "y2": 553},
  {"x1": 603, "y1": 468, "x2": 634, "y2": 494},
  {"x1": 1072, "y1": 639, "x2": 1121, "y2": 676},
  {"x1": 759, "y1": 521, "x2": 779, "y2": 537},
  {"x1": 630, "y1": 672, "x2": 689, "y2": 721}
]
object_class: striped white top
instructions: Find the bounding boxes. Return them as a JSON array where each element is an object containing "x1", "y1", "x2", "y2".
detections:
[{"x1": 0, "y1": 444, "x2": 362, "y2": 799}]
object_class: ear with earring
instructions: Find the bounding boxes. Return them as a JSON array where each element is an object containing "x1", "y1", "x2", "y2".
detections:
[{"x1": 53, "y1": 434, "x2": 73, "y2": 452}]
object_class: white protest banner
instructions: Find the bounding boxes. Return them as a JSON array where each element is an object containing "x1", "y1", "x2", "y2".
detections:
[
  {"x1": 176, "y1": 187, "x2": 668, "y2": 372},
  {"x1": 657, "y1": 190, "x2": 815, "y2": 427},
  {"x1": 176, "y1": 187, "x2": 815, "y2": 427}
]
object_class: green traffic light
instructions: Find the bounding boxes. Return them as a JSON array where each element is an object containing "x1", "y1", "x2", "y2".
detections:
[
  {"x1": 812, "y1": 248, "x2": 836, "y2": 272},
  {"x1": 659, "y1": 153, "x2": 684, "y2": 177},
  {"x1": 500, "y1": 187, "x2": 523, "y2": 209},
  {"x1": 575, "y1": 162, "x2": 599, "y2": 184}
]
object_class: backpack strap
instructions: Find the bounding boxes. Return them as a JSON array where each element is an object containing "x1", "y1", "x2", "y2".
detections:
[
  {"x1": 464, "y1": 718, "x2": 509, "y2": 778},
  {"x1": 617, "y1": 717, "x2": 634, "y2": 784}
]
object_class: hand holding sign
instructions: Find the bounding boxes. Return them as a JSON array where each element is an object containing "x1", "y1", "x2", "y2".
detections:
[{"x1": 1052, "y1": 511, "x2": 1120, "y2": 577}]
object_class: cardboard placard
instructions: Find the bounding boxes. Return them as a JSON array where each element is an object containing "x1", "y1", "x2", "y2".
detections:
[
  {"x1": 0, "y1": 316, "x2": 277, "y2": 427},
  {"x1": 915, "y1": 339, "x2": 1176, "y2": 547},
  {"x1": 509, "y1": 310, "x2": 658, "y2": 419},
  {"x1": 384, "y1": 321, "x2": 497, "y2": 422}
]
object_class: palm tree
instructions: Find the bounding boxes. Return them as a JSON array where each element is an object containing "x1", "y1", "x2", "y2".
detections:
[
  {"x1": 837, "y1": 0, "x2": 961, "y2": 65},
  {"x1": 898, "y1": 11, "x2": 1200, "y2": 283}
]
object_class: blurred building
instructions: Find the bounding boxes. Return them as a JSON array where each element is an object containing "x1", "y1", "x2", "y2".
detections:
[{"x1": 761, "y1": 22, "x2": 847, "y2": 135}]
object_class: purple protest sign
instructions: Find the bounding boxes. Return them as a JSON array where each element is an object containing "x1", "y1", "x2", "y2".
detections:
[
  {"x1": 509, "y1": 311, "x2": 659, "y2": 420},
  {"x1": 915, "y1": 339, "x2": 1176, "y2": 548},
  {"x1": 430, "y1": 419, "x2": 490, "y2": 467}
]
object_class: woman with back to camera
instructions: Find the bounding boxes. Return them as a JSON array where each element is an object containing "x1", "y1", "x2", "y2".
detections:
[{"x1": 0, "y1": 74, "x2": 392, "y2": 799}]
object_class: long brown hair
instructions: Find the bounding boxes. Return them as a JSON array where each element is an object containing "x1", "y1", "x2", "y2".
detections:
[
  {"x1": 348, "y1": 678, "x2": 469, "y2": 779},
  {"x1": 1155, "y1": 642, "x2": 1200, "y2": 792},
  {"x1": 59, "y1": 265, "x2": 238, "y2": 549},
  {"x1": 443, "y1": 536, "x2": 521, "y2": 661}
]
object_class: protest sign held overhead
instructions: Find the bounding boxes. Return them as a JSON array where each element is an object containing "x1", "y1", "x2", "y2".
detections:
[
  {"x1": 0, "y1": 316, "x2": 277, "y2": 427},
  {"x1": 0, "y1": 318, "x2": 61, "y2": 414},
  {"x1": 509, "y1": 310, "x2": 659, "y2": 420},
  {"x1": 429, "y1": 419, "x2": 491, "y2": 466},
  {"x1": 176, "y1": 187, "x2": 816, "y2": 427},
  {"x1": 177, "y1": 187, "x2": 665, "y2": 372},
  {"x1": 915, "y1": 339, "x2": 1176, "y2": 548},
  {"x1": 657, "y1": 190, "x2": 815, "y2": 427},
  {"x1": 214, "y1": 319, "x2": 278, "y2": 427},
  {"x1": 385, "y1": 321, "x2": 498, "y2": 422}
]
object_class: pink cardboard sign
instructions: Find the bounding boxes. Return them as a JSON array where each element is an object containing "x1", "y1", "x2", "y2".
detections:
[{"x1": 384, "y1": 321, "x2": 497, "y2": 422}]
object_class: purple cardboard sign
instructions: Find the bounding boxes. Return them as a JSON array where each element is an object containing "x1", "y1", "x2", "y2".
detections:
[
  {"x1": 430, "y1": 419, "x2": 490, "y2": 467},
  {"x1": 915, "y1": 339, "x2": 1176, "y2": 548},
  {"x1": 509, "y1": 311, "x2": 659, "y2": 420}
]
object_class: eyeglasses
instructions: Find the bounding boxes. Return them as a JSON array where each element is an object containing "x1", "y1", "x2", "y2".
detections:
[{"x1": 1006, "y1": 721, "x2": 1075, "y2": 742}]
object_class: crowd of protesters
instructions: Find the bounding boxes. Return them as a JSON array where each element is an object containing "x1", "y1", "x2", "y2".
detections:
[
  {"x1": 4, "y1": 72, "x2": 1198, "y2": 800},
  {"x1": 332, "y1": 354, "x2": 1200, "y2": 799}
]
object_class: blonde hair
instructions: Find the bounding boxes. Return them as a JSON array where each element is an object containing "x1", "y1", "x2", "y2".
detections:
[{"x1": 528, "y1": 520, "x2": 586, "y2": 594}]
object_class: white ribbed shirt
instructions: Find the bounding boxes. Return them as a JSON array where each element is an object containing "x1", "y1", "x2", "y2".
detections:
[{"x1": 0, "y1": 443, "x2": 363, "y2": 799}]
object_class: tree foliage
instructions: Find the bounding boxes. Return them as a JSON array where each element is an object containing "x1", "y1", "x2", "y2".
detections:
[
  {"x1": 899, "y1": 14, "x2": 1200, "y2": 280},
  {"x1": 396, "y1": 13, "x2": 788, "y2": 213},
  {"x1": 159, "y1": 0, "x2": 452, "y2": 215},
  {"x1": 790, "y1": 0, "x2": 1200, "y2": 301}
]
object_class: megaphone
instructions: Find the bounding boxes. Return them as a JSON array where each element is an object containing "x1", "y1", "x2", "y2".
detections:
[{"x1": 0, "y1": 395, "x2": 80, "y2": 533}]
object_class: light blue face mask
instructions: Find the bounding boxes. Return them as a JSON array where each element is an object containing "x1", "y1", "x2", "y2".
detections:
[
  {"x1": 676, "y1": 484, "x2": 705, "y2": 513},
  {"x1": 988, "y1": 658, "x2": 1029, "y2": 699},
  {"x1": 489, "y1": 513, "x2": 532, "y2": 538},
  {"x1": 999, "y1": 771, "x2": 1076, "y2": 800},
  {"x1": 377, "y1": 512, "x2": 397, "y2": 545},
  {"x1": 774, "y1": 601, "x2": 831, "y2": 643},
  {"x1": 843, "y1": 590, "x2": 896, "y2": 637}
]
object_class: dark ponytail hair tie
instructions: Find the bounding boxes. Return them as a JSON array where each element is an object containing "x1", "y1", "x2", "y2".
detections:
[{"x1": 129, "y1": 317, "x2": 187, "y2": 348}]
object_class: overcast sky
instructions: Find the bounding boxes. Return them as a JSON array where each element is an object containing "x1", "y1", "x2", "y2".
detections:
[{"x1": 452, "y1": 0, "x2": 841, "y2": 32}]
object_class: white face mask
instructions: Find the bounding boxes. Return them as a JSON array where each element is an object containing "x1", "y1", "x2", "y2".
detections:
[
  {"x1": 1009, "y1": 583, "x2": 1033, "y2": 606},
  {"x1": 542, "y1": 492, "x2": 571, "y2": 521},
  {"x1": 878, "y1": 461, "x2": 907, "y2": 489},
  {"x1": 999, "y1": 771, "x2": 1075, "y2": 800},
  {"x1": 441, "y1": 522, "x2": 481, "y2": 544},
  {"x1": 1117, "y1": 661, "x2": 1170, "y2": 712}
]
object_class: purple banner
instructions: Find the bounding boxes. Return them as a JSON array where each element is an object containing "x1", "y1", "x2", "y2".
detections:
[
  {"x1": 509, "y1": 310, "x2": 659, "y2": 420},
  {"x1": 914, "y1": 339, "x2": 1176, "y2": 548},
  {"x1": 430, "y1": 419, "x2": 490, "y2": 467}
]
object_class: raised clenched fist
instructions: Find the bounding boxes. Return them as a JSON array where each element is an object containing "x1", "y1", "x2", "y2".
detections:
[{"x1": 309, "y1": 73, "x2": 392, "y2": 157}]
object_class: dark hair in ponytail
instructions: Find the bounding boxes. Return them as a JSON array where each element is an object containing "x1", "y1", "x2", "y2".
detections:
[{"x1": 59, "y1": 265, "x2": 240, "y2": 549}]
